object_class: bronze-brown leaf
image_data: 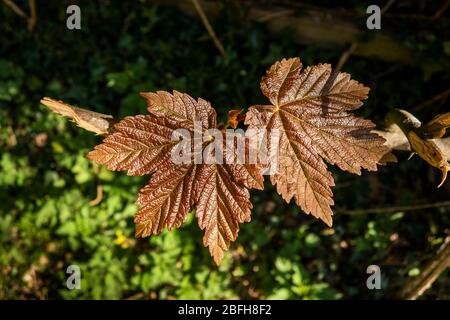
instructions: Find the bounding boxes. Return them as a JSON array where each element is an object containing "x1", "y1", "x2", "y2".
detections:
[
  {"x1": 87, "y1": 115, "x2": 179, "y2": 176},
  {"x1": 193, "y1": 163, "x2": 254, "y2": 265},
  {"x1": 245, "y1": 57, "x2": 388, "y2": 226},
  {"x1": 88, "y1": 91, "x2": 263, "y2": 264},
  {"x1": 135, "y1": 164, "x2": 197, "y2": 236}
]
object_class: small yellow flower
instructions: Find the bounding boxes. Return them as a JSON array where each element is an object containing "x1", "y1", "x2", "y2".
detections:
[{"x1": 114, "y1": 230, "x2": 128, "y2": 248}]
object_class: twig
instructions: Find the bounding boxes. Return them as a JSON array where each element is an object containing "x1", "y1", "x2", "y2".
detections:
[
  {"x1": 320, "y1": 42, "x2": 358, "y2": 114},
  {"x1": 373, "y1": 64, "x2": 403, "y2": 80},
  {"x1": 397, "y1": 236, "x2": 450, "y2": 300},
  {"x1": 41, "y1": 97, "x2": 450, "y2": 165},
  {"x1": 89, "y1": 164, "x2": 104, "y2": 206},
  {"x1": 2, "y1": 0, "x2": 28, "y2": 18},
  {"x1": 3, "y1": 0, "x2": 37, "y2": 31},
  {"x1": 191, "y1": 0, "x2": 227, "y2": 59},
  {"x1": 412, "y1": 87, "x2": 450, "y2": 112},
  {"x1": 339, "y1": 201, "x2": 450, "y2": 215},
  {"x1": 126, "y1": 292, "x2": 145, "y2": 300},
  {"x1": 330, "y1": 0, "x2": 390, "y2": 88},
  {"x1": 256, "y1": 9, "x2": 294, "y2": 22},
  {"x1": 381, "y1": 0, "x2": 397, "y2": 14},
  {"x1": 432, "y1": 0, "x2": 450, "y2": 21},
  {"x1": 335, "y1": 42, "x2": 358, "y2": 74},
  {"x1": 334, "y1": 0, "x2": 393, "y2": 74},
  {"x1": 27, "y1": 0, "x2": 36, "y2": 31},
  {"x1": 153, "y1": 0, "x2": 414, "y2": 63}
]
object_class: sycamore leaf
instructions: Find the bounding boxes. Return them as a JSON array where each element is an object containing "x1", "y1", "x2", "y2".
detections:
[
  {"x1": 87, "y1": 115, "x2": 179, "y2": 176},
  {"x1": 84, "y1": 59, "x2": 390, "y2": 263},
  {"x1": 135, "y1": 164, "x2": 196, "y2": 236},
  {"x1": 88, "y1": 91, "x2": 263, "y2": 264},
  {"x1": 140, "y1": 91, "x2": 216, "y2": 129},
  {"x1": 245, "y1": 58, "x2": 388, "y2": 226},
  {"x1": 193, "y1": 163, "x2": 255, "y2": 265}
]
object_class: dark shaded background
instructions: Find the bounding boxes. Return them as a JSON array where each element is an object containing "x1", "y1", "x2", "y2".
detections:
[{"x1": 0, "y1": 0, "x2": 449, "y2": 299}]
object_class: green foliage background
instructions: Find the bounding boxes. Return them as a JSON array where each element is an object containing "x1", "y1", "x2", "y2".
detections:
[{"x1": 0, "y1": 0, "x2": 449, "y2": 299}]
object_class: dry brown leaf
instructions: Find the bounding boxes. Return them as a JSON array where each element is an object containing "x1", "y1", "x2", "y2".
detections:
[
  {"x1": 420, "y1": 112, "x2": 450, "y2": 138},
  {"x1": 407, "y1": 131, "x2": 449, "y2": 187},
  {"x1": 41, "y1": 97, "x2": 113, "y2": 135}
]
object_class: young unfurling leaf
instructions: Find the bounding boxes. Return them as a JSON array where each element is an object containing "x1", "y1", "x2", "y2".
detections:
[
  {"x1": 50, "y1": 57, "x2": 391, "y2": 265},
  {"x1": 88, "y1": 91, "x2": 263, "y2": 264},
  {"x1": 245, "y1": 58, "x2": 389, "y2": 227}
]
